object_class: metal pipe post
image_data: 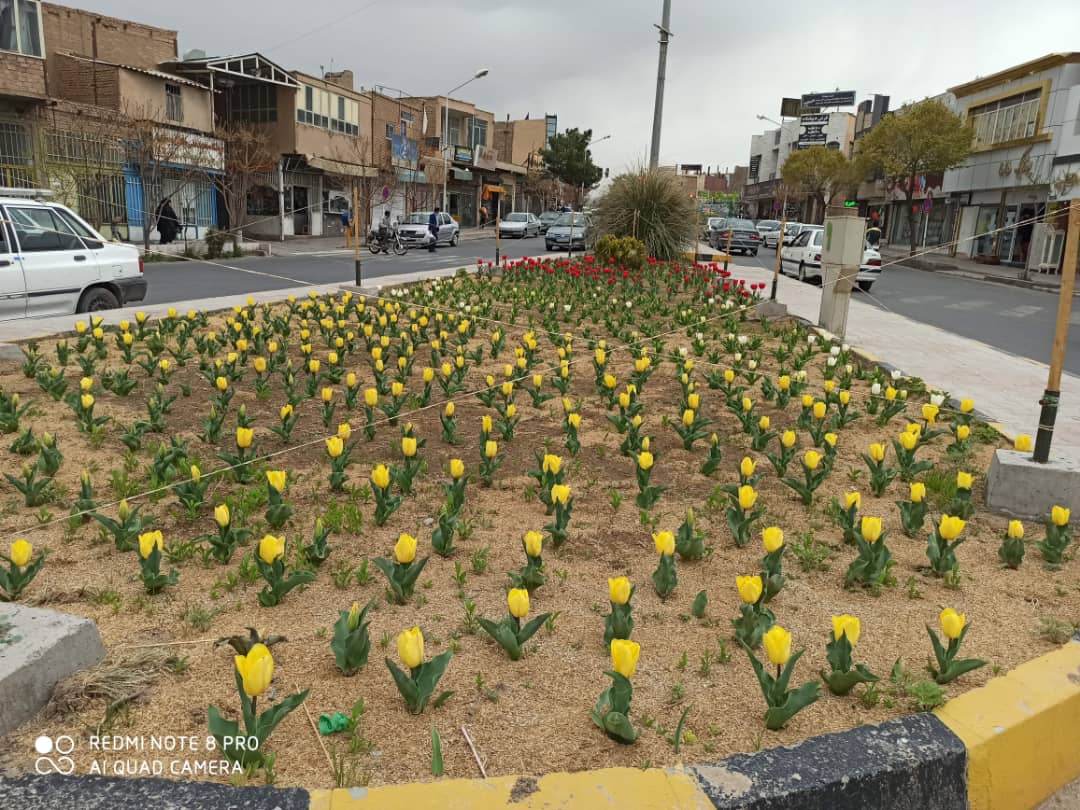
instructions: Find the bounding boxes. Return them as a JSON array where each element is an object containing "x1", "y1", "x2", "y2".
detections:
[
  {"x1": 352, "y1": 185, "x2": 361, "y2": 287},
  {"x1": 648, "y1": 0, "x2": 672, "y2": 170}
]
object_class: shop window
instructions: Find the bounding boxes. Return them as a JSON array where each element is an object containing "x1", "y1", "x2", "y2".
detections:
[
  {"x1": 969, "y1": 89, "x2": 1041, "y2": 148},
  {"x1": 0, "y1": 0, "x2": 42, "y2": 57}
]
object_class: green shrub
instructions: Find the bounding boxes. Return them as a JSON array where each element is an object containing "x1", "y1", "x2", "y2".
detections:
[
  {"x1": 591, "y1": 168, "x2": 697, "y2": 262},
  {"x1": 593, "y1": 235, "x2": 648, "y2": 268},
  {"x1": 205, "y1": 228, "x2": 229, "y2": 260}
]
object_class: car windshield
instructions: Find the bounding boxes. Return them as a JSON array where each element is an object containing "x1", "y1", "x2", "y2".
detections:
[
  {"x1": 708, "y1": 218, "x2": 726, "y2": 228},
  {"x1": 404, "y1": 213, "x2": 430, "y2": 224},
  {"x1": 505, "y1": 213, "x2": 527, "y2": 222},
  {"x1": 728, "y1": 219, "x2": 757, "y2": 230},
  {"x1": 540, "y1": 212, "x2": 559, "y2": 221},
  {"x1": 554, "y1": 213, "x2": 587, "y2": 227},
  {"x1": 757, "y1": 220, "x2": 780, "y2": 230}
]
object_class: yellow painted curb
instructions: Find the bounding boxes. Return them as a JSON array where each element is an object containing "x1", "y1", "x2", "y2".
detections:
[
  {"x1": 310, "y1": 766, "x2": 713, "y2": 809},
  {"x1": 935, "y1": 639, "x2": 1080, "y2": 810}
]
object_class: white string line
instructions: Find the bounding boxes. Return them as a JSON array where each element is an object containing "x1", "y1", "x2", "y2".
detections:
[{"x1": 3, "y1": 293, "x2": 763, "y2": 542}]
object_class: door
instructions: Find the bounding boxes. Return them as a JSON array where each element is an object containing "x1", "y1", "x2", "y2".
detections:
[
  {"x1": 7, "y1": 205, "x2": 100, "y2": 317},
  {"x1": 439, "y1": 213, "x2": 453, "y2": 243},
  {"x1": 0, "y1": 213, "x2": 27, "y2": 320},
  {"x1": 782, "y1": 230, "x2": 810, "y2": 272}
]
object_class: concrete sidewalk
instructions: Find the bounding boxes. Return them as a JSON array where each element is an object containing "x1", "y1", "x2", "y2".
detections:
[
  {"x1": 730, "y1": 260, "x2": 1080, "y2": 448},
  {"x1": 879, "y1": 244, "x2": 1076, "y2": 296}
]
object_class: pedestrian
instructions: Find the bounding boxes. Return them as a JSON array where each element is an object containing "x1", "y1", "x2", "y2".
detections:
[
  {"x1": 155, "y1": 198, "x2": 179, "y2": 245},
  {"x1": 341, "y1": 207, "x2": 352, "y2": 248},
  {"x1": 479, "y1": 205, "x2": 488, "y2": 229},
  {"x1": 428, "y1": 207, "x2": 440, "y2": 253}
]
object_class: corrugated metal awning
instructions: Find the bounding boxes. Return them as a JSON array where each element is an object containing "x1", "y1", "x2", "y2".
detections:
[{"x1": 307, "y1": 156, "x2": 379, "y2": 178}]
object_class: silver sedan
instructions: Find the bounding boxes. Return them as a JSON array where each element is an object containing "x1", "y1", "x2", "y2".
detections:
[{"x1": 498, "y1": 212, "x2": 541, "y2": 238}]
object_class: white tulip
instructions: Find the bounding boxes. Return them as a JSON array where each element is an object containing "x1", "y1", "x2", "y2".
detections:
[
  {"x1": 841, "y1": 343, "x2": 850, "y2": 352},
  {"x1": 734, "y1": 352, "x2": 742, "y2": 363},
  {"x1": 930, "y1": 393, "x2": 945, "y2": 407},
  {"x1": 807, "y1": 335, "x2": 817, "y2": 346},
  {"x1": 695, "y1": 332, "x2": 704, "y2": 341},
  {"x1": 738, "y1": 335, "x2": 749, "y2": 346},
  {"x1": 678, "y1": 347, "x2": 688, "y2": 357},
  {"x1": 830, "y1": 346, "x2": 840, "y2": 357},
  {"x1": 748, "y1": 359, "x2": 758, "y2": 370},
  {"x1": 827, "y1": 357, "x2": 837, "y2": 367},
  {"x1": 871, "y1": 383, "x2": 882, "y2": 396}
]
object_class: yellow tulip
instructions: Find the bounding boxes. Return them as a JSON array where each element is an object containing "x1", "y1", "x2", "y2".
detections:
[
  {"x1": 402, "y1": 437, "x2": 417, "y2": 458},
  {"x1": 618, "y1": 392, "x2": 631, "y2": 410},
  {"x1": 957, "y1": 425, "x2": 970, "y2": 441},
  {"x1": 910, "y1": 482, "x2": 926, "y2": 503},
  {"x1": 738, "y1": 485, "x2": 757, "y2": 511},
  {"x1": 337, "y1": 423, "x2": 352, "y2": 441},
  {"x1": 542, "y1": 454, "x2": 562, "y2": 475},
  {"x1": 253, "y1": 357, "x2": 267, "y2": 374},
  {"x1": 280, "y1": 403, "x2": 293, "y2": 420},
  {"x1": 812, "y1": 401, "x2": 827, "y2": 420},
  {"x1": 1014, "y1": 434, "x2": 1032, "y2": 452},
  {"x1": 236, "y1": 427, "x2": 253, "y2": 449},
  {"x1": 507, "y1": 588, "x2": 530, "y2": 618},
  {"x1": 391, "y1": 381, "x2": 404, "y2": 398},
  {"x1": 742, "y1": 397, "x2": 753, "y2": 412},
  {"x1": 506, "y1": 404, "x2": 517, "y2": 419},
  {"x1": 568, "y1": 412, "x2": 582, "y2": 429},
  {"x1": 682, "y1": 409, "x2": 695, "y2": 427},
  {"x1": 801, "y1": 394, "x2": 814, "y2": 408},
  {"x1": 214, "y1": 504, "x2": 230, "y2": 528},
  {"x1": 80, "y1": 393, "x2": 94, "y2": 410},
  {"x1": 92, "y1": 327, "x2": 104, "y2": 340},
  {"x1": 216, "y1": 376, "x2": 228, "y2": 391},
  {"x1": 956, "y1": 471, "x2": 973, "y2": 490},
  {"x1": 653, "y1": 530, "x2": 675, "y2": 556},
  {"x1": 321, "y1": 387, "x2": 334, "y2": 403},
  {"x1": 608, "y1": 576, "x2": 632, "y2": 605},
  {"x1": 782, "y1": 430, "x2": 797, "y2": 449},
  {"x1": 1052, "y1": 506, "x2": 1070, "y2": 527},
  {"x1": 940, "y1": 608, "x2": 966, "y2": 640},
  {"x1": 688, "y1": 392, "x2": 700, "y2": 410},
  {"x1": 860, "y1": 516, "x2": 883, "y2": 543},
  {"x1": 922, "y1": 404, "x2": 939, "y2": 425},
  {"x1": 235, "y1": 643, "x2": 275, "y2": 698},
  {"x1": 10, "y1": 539, "x2": 32, "y2": 568},
  {"x1": 138, "y1": 530, "x2": 163, "y2": 559},
  {"x1": 804, "y1": 450, "x2": 822, "y2": 470},
  {"x1": 736, "y1": 575, "x2": 763, "y2": 604},
  {"x1": 449, "y1": 458, "x2": 465, "y2": 479},
  {"x1": 611, "y1": 638, "x2": 640, "y2": 678},
  {"x1": 740, "y1": 456, "x2": 755, "y2": 478},
  {"x1": 190, "y1": 465, "x2": 201, "y2": 484},
  {"x1": 898, "y1": 431, "x2": 918, "y2": 451},
  {"x1": 960, "y1": 399, "x2": 974, "y2": 414},
  {"x1": 371, "y1": 464, "x2": 391, "y2": 489},
  {"x1": 832, "y1": 615, "x2": 861, "y2": 646},
  {"x1": 328, "y1": 351, "x2": 339, "y2": 365},
  {"x1": 824, "y1": 380, "x2": 835, "y2": 393},
  {"x1": 266, "y1": 470, "x2": 287, "y2": 493},
  {"x1": 122, "y1": 333, "x2": 133, "y2": 346},
  {"x1": 595, "y1": 348, "x2": 606, "y2": 366},
  {"x1": 763, "y1": 625, "x2": 792, "y2": 666},
  {"x1": 118, "y1": 499, "x2": 130, "y2": 520},
  {"x1": 75, "y1": 321, "x2": 87, "y2": 334},
  {"x1": 936, "y1": 515, "x2": 965, "y2": 543},
  {"x1": 723, "y1": 369, "x2": 735, "y2": 383},
  {"x1": 80, "y1": 376, "x2": 93, "y2": 392},
  {"x1": 485, "y1": 440, "x2": 498, "y2": 459},
  {"x1": 759, "y1": 415, "x2": 771, "y2": 430},
  {"x1": 394, "y1": 533, "x2": 417, "y2": 564},
  {"x1": 839, "y1": 390, "x2": 851, "y2": 405},
  {"x1": 422, "y1": 367, "x2": 434, "y2": 383},
  {"x1": 845, "y1": 491, "x2": 861, "y2": 510},
  {"x1": 638, "y1": 451, "x2": 654, "y2": 471},
  {"x1": 482, "y1": 414, "x2": 493, "y2": 434},
  {"x1": 603, "y1": 373, "x2": 616, "y2": 390},
  {"x1": 135, "y1": 311, "x2": 147, "y2": 323},
  {"x1": 762, "y1": 526, "x2": 784, "y2": 553},
  {"x1": 309, "y1": 359, "x2": 321, "y2": 374},
  {"x1": 532, "y1": 374, "x2": 543, "y2": 388},
  {"x1": 885, "y1": 386, "x2": 897, "y2": 401},
  {"x1": 1007, "y1": 520, "x2": 1024, "y2": 539},
  {"x1": 398, "y1": 627, "x2": 425, "y2": 669},
  {"x1": 259, "y1": 534, "x2": 285, "y2": 564},
  {"x1": 524, "y1": 530, "x2": 544, "y2": 557},
  {"x1": 778, "y1": 375, "x2": 791, "y2": 391},
  {"x1": 325, "y1": 436, "x2": 344, "y2": 458},
  {"x1": 551, "y1": 484, "x2": 571, "y2": 505},
  {"x1": 824, "y1": 432, "x2": 837, "y2": 448}
]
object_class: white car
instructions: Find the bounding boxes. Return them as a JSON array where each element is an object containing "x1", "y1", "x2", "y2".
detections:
[
  {"x1": 498, "y1": 212, "x2": 540, "y2": 238},
  {"x1": 779, "y1": 226, "x2": 884, "y2": 291},
  {"x1": 396, "y1": 212, "x2": 460, "y2": 247},
  {"x1": 755, "y1": 219, "x2": 780, "y2": 239},
  {"x1": 763, "y1": 222, "x2": 807, "y2": 249},
  {"x1": 0, "y1": 192, "x2": 146, "y2": 319}
]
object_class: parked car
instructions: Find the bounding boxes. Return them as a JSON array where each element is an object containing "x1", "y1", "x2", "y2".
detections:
[
  {"x1": 755, "y1": 219, "x2": 780, "y2": 239},
  {"x1": 702, "y1": 216, "x2": 726, "y2": 239},
  {"x1": 0, "y1": 193, "x2": 146, "y2": 319},
  {"x1": 397, "y1": 211, "x2": 460, "y2": 247},
  {"x1": 778, "y1": 226, "x2": 883, "y2": 291},
  {"x1": 708, "y1": 218, "x2": 762, "y2": 255},
  {"x1": 763, "y1": 222, "x2": 807, "y2": 249},
  {"x1": 499, "y1": 212, "x2": 541, "y2": 238},
  {"x1": 545, "y1": 212, "x2": 590, "y2": 252},
  {"x1": 538, "y1": 211, "x2": 560, "y2": 234}
]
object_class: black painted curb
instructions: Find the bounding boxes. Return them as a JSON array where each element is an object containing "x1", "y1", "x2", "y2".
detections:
[{"x1": 689, "y1": 714, "x2": 967, "y2": 810}]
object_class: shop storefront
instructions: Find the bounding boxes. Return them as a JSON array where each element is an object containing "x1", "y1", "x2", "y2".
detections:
[{"x1": 958, "y1": 188, "x2": 1047, "y2": 265}]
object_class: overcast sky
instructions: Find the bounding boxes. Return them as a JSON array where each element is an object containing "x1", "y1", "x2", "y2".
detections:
[{"x1": 66, "y1": 0, "x2": 1080, "y2": 174}]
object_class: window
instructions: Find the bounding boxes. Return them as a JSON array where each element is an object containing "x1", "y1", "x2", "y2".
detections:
[
  {"x1": 228, "y1": 84, "x2": 277, "y2": 123},
  {"x1": 8, "y1": 207, "x2": 84, "y2": 252},
  {"x1": 0, "y1": 120, "x2": 34, "y2": 188},
  {"x1": 545, "y1": 114, "x2": 557, "y2": 145},
  {"x1": 386, "y1": 123, "x2": 395, "y2": 138},
  {"x1": 338, "y1": 96, "x2": 345, "y2": 121},
  {"x1": 400, "y1": 111, "x2": 413, "y2": 136},
  {"x1": 969, "y1": 89, "x2": 1041, "y2": 148},
  {"x1": 472, "y1": 119, "x2": 488, "y2": 147},
  {"x1": 0, "y1": 0, "x2": 42, "y2": 57},
  {"x1": 165, "y1": 84, "x2": 183, "y2": 122}
]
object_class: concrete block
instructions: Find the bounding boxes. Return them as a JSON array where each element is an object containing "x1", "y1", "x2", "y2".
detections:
[
  {"x1": 0, "y1": 605, "x2": 105, "y2": 736},
  {"x1": 754, "y1": 300, "x2": 789, "y2": 321},
  {"x1": 985, "y1": 447, "x2": 1080, "y2": 519},
  {"x1": 0, "y1": 342, "x2": 24, "y2": 363},
  {"x1": 337, "y1": 285, "x2": 381, "y2": 297},
  {"x1": 691, "y1": 714, "x2": 967, "y2": 810}
]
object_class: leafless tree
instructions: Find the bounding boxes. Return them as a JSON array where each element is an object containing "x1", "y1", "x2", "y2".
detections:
[{"x1": 215, "y1": 123, "x2": 274, "y2": 245}]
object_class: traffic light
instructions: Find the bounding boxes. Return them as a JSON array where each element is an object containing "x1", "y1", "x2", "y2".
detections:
[{"x1": 843, "y1": 199, "x2": 858, "y2": 208}]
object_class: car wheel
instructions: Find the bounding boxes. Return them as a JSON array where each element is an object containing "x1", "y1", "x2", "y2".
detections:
[
  {"x1": 798, "y1": 262, "x2": 806, "y2": 282},
  {"x1": 450, "y1": 231, "x2": 459, "y2": 246},
  {"x1": 78, "y1": 286, "x2": 120, "y2": 313},
  {"x1": 751, "y1": 250, "x2": 758, "y2": 257},
  {"x1": 545, "y1": 243, "x2": 554, "y2": 252},
  {"x1": 858, "y1": 281, "x2": 873, "y2": 292}
]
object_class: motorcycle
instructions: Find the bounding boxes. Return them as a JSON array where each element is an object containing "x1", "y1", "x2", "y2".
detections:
[{"x1": 368, "y1": 225, "x2": 408, "y2": 256}]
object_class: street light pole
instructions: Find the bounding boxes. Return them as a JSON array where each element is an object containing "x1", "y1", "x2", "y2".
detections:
[
  {"x1": 648, "y1": 0, "x2": 672, "y2": 170},
  {"x1": 441, "y1": 68, "x2": 489, "y2": 214}
]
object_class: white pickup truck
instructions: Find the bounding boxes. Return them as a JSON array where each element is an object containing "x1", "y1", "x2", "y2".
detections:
[{"x1": 0, "y1": 191, "x2": 147, "y2": 320}]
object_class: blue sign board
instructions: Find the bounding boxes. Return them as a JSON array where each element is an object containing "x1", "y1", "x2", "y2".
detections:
[{"x1": 391, "y1": 134, "x2": 418, "y2": 163}]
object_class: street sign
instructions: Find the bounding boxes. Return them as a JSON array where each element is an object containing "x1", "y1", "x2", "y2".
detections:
[
  {"x1": 802, "y1": 91, "x2": 856, "y2": 108},
  {"x1": 780, "y1": 97, "x2": 801, "y2": 118},
  {"x1": 798, "y1": 113, "x2": 829, "y2": 148}
]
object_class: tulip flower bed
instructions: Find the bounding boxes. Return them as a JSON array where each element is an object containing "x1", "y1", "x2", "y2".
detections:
[{"x1": 0, "y1": 257, "x2": 1075, "y2": 789}]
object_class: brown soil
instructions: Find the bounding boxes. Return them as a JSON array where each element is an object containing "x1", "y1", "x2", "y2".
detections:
[{"x1": 0, "y1": 281, "x2": 1075, "y2": 791}]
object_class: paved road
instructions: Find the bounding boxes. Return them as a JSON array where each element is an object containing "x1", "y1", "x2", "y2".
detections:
[
  {"x1": 142, "y1": 235, "x2": 550, "y2": 305},
  {"x1": 743, "y1": 248, "x2": 1080, "y2": 376}
]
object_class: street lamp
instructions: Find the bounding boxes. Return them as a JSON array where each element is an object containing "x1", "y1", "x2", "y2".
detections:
[
  {"x1": 756, "y1": 114, "x2": 782, "y2": 126},
  {"x1": 580, "y1": 134, "x2": 611, "y2": 204},
  {"x1": 442, "y1": 68, "x2": 489, "y2": 214}
]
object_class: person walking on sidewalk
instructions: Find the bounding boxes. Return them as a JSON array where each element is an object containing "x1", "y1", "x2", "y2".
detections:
[
  {"x1": 427, "y1": 207, "x2": 440, "y2": 252},
  {"x1": 479, "y1": 205, "x2": 488, "y2": 229},
  {"x1": 341, "y1": 208, "x2": 352, "y2": 248}
]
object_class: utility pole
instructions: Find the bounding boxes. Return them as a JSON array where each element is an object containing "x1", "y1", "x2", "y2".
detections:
[
  {"x1": 352, "y1": 185, "x2": 361, "y2": 287},
  {"x1": 648, "y1": 0, "x2": 672, "y2": 170},
  {"x1": 1033, "y1": 198, "x2": 1079, "y2": 462}
]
